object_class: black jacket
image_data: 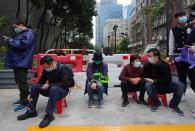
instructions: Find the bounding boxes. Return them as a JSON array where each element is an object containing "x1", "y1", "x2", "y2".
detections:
[
  {"x1": 143, "y1": 60, "x2": 172, "y2": 87},
  {"x1": 38, "y1": 62, "x2": 71, "y2": 90}
]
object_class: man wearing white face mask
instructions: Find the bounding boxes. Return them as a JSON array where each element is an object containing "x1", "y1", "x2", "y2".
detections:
[
  {"x1": 17, "y1": 56, "x2": 74, "y2": 128},
  {"x1": 119, "y1": 54, "x2": 148, "y2": 107},
  {"x1": 144, "y1": 48, "x2": 185, "y2": 115}
]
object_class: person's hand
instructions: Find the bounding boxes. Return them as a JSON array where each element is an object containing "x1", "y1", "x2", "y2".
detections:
[
  {"x1": 166, "y1": 56, "x2": 175, "y2": 64},
  {"x1": 128, "y1": 78, "x2": 141, "y2": 85},
  {"x1": 2, "y1": 36, "x2": 8, "y2": 41},
  {"x1": 91, "y1": 82, "x2": 97, "y2": 90},
  {"x1": 41, "y1": 83, "x2": 49, "y2": 90},
  {"x1": 27, "y1": 95, "x2": 33, "y2": 102},
  {"x1": 144, "y1": 78, "x2": 154, "y2": 83},
  {"x1": 189, "y1": 46, "x2": 195, "y2": 52}
]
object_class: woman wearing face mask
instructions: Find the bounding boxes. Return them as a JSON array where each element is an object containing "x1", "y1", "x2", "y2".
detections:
[
  {"x1": 84, "y1": 52, "x2": 108, "y2": 108},
  {"x1": 119, "y1": 54, "x2": 148, "y2": 107}
]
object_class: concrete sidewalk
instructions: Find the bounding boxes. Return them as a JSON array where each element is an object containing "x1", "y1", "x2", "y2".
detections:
[{"x1": 0, "y1": 88, "x2": 195, "y2": 131}]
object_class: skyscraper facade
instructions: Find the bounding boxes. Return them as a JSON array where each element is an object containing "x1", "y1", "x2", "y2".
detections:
[{"x1": 96, "y1": 0, "x2": 123, "y2": 47}]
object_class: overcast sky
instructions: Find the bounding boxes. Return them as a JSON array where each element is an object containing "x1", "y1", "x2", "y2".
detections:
[{"x1": 91, "y1": 0, "x2": 133, "y2": 45}]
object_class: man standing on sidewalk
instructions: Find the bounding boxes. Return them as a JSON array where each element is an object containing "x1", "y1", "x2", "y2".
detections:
[
  {"x1": 168, "y1": 11, "x2": 194, "y2": 100},
  {"x1": 3, "y1": 21, "x2": 35, "y2": 112}
]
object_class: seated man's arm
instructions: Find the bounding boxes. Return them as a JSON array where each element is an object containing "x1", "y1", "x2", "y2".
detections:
[
  {"x1": 153, "y1": 63, "x2": 172, "y2": 85},
  {"x1": 38, "y1": 70, "x2": 48, "y2": 85},
  {"x1": 86, "y1": 63, "x2": 94, "y2": 81}
]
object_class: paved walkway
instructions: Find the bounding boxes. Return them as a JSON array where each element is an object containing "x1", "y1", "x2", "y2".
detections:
[{"x1": 0, "y1": 88, "x2": 195, "y2": 131}]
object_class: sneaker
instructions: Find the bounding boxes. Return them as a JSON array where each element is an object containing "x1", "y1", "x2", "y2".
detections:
[
  {"x1": 88, "y1": 99, "x2": 93, "y2": 108},
  {"x1": 14, "y1": 103, "x2": 28, "y2": 112},
  {"x1": 17, "y1": 110, "x2": 38, "y2": 121},
  {"x1": 168, "y1": 106, "x2": 184, "y2": 116},
  {"x1": 122, "y1": 100, "x2": 129, "y2": 107},
  {"x1": 39, "y1": 114, "x2": 54, "y2": 128},
  {"x1": 13, "y1": 99, "x2": 21, "y2": 105},
  {"x1": 151, "y1": 104, "x2": 162, "y2": 112},
  {"x1": 137, "y1": 99, "x2": 148, "y2": 106},
  {"x1": 192, "y1": 109, "x2": 195, "y2": 114},
  {"x1": 97, "y1": 100, "x2": 103, "y2": 108}
]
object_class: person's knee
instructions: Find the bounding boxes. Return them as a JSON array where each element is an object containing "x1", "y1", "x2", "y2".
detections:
[
  {"x1": 50, "y1": 86, "x2": 59, "y2": 94},
  {"x1": 145, "y1": 82, "x2": 154, "y2": 93},
  {"x1": 31, "y1": 84, "x2": 41, "y2": 91},
  {"x1": 121, "y1": 81, "x2": 128, "y2": 89},
  {"x1": 96, "y1": 83, "x2": 104, "y2": 93}
]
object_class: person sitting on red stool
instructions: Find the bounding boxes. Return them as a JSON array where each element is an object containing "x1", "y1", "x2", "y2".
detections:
[
  {"x1": 119, "y1": 54, "x2": 148, "y2": 107},
  {"x1": 17, "y1": 56, "x2": 74, "y2": 128},
  {"x1": 144, "y1": 48, "x2": 185, "y2": 116}
]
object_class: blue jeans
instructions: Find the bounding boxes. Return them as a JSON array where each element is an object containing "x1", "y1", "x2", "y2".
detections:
[
  {"x1": 145, "y1": 81, "x2": 185, "y2": 107},
  {"x1": 28, "y1": 84, "x2": 69, "y2": 114},
  {"x1": 87, "y1": 82, "x2": 105, "y2": 101}
]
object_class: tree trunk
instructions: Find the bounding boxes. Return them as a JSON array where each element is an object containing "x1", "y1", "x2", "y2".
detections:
[
  {"x1": 16, "y1": 0, "x2": 21, "y2": 18},
  {"x1": 43, "y1": 15, "x2": 55, "y2": 51}
]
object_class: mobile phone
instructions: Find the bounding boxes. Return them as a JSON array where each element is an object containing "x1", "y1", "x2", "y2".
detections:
[{"x1": 184, "y1": 45, "x2": 190, "y2": 48}]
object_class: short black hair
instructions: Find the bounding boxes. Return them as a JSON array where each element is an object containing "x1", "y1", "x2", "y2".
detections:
[
  {"x1": 191, "y1": 4, "x2": 195, "y2": 10},
  {"x1": 14, "y1": 21, "x2": 26, "y2": 26},
  {"x1": 40, "y1": 56, "x2": 53, "y2": 65},
  {"x1": 147, "y1": 48, "x2": 161, "y2": 59},
  {"x1": 130, "y1": 54, "x2": 141, "y2": 63},
  {"x1": 174, "y1": 11, "x2": 186, "y2": 18}
]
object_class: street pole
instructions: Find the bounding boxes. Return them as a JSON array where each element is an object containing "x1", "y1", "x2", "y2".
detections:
[
  {"x1": 166, "y1": 0, "x2": 169, "y2": 56},
  {"x1": 113, "y1": 25, "x2": 118, "y2": 54},
  {"x1": 107, "y1": 35, "x2": 110, "y2": 55}
]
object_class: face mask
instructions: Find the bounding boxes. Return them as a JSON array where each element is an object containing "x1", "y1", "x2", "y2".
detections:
[
  {"x1": 134, "y1": 61, "x2": 142, "y2": 68},
  {"x1": 45, "y1": 68, "x2": 53, "y2": 72},
  {"x1": 178, "y1": 16, "x2": 188, "y2": 24},
  {"x1": 148, "y1": 57, "x2": 154, "y2": 64},
  {"x1": 94, "y1": 61, "x2": 101, "y2": 65},
  {"x1": 14, "y1": 27, "x2": 21, "y2": 34},
  {"x1": 191, "y1": 12, "x2": 195, "y2": 16}
]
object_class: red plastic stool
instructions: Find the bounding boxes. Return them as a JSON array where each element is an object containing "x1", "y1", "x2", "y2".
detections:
[
  {"x1": 56, "y1": 97, "x2": 67, "y2": 114},
  {"x1": 128, "y1": 92, "x2": 138, "y2": 101},
  {"x1": 147, "y1": 94, "x2": 168, "y2": 107}
]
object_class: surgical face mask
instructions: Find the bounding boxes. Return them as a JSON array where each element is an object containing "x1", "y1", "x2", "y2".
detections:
[
  {"x1": 191, "y1": 12, "x2": 195, "y2": 16},
  {"x1": 45, "y1": 67, "x2": 53, "y2": 72},
  {"x1": 14, "y1": 27, "x2": 21, "y2": 34},
  {"x1": 148, "y1": 57, "x2": 154, "y2": 64},
  {"x1": 178, "y1": 16, "x2": 188, "y2": 24},
  {"x1": 134, "y1": 61, "x2": 142, "y2": 68},
  {"x1": 94, "y1": 61, "x2": 101, "y2": 65}
]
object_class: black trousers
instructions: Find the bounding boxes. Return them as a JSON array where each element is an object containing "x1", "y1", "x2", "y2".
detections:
[
  {"x1": 13, "y1": 67, "x2": 29, "y2": 104},
  {"x1": 176, "y1": 61, "x2": 195, "y2": 93},
  {"x1": 121, "y1": 80, "x2": 146, "y2": 101}
]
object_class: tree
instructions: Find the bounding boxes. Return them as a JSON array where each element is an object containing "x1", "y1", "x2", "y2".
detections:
[{"x1": 16, "y1": 0, "x2": 97, "y2": 52}]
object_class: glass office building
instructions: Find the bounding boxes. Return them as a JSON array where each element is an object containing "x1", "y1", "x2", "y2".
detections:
[{"x1": 96, "y1": 0, "x2": 123, "y2": 47}]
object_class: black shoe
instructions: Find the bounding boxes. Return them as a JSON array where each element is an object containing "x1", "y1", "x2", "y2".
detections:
[
  {"x1": 168, "y1": 106, "x2": 184, "y2": 116},
  {"x1": 122, "y1": 100, "x2": 129, "y2": 107},
  {"x1": 88, "y1": 99, "x2": 93, "y2": 108},
  {"x1": 137, "y1": 99, "x2": 148, "y2": 105},
  {"x1": 17, "y1": 110, "x2": 38, "y2": 121},
  {"x1": 151, "y1": 104, "x2": 161, "y2": 112},
  {"x1": 39, "y1": 114, "x2": 54, "y2": 128}
]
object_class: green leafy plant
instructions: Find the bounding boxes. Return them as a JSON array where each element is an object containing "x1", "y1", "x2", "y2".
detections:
[{"x1": 0, "y1": 15, "x2": 9, "y2": 30}]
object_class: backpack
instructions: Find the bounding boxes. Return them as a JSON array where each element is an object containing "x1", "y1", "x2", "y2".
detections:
[{"x1": 58, "y1": 63, "x2": 75, "y2": 88}]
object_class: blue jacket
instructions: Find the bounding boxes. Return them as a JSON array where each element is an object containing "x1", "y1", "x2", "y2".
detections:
[{"x1": 5, "y1": 29, "x2": 35, "y2": 69}]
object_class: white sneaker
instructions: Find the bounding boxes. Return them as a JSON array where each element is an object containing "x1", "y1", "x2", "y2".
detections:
[
  {"x1": 192, "y1": 109, "x2": 195, "y2": 114},
  {"x1": 192, "y1": 113, "x2": 195, "y2": 119}
]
